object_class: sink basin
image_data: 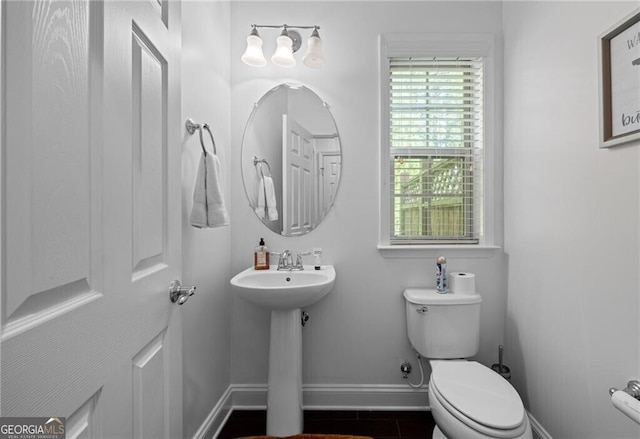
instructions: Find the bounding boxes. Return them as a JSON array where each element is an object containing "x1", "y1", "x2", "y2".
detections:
[{"x1": 230, "y1": 265, "x2": 335, "y2": 310}]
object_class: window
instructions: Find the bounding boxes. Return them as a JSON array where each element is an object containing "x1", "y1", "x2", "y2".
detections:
[
  {"x1": 388, "y1": 57, "x2": 483, "y2": 244},
  {"x1": 379, "y1": 33, "x2": 497, "y2": 252}
]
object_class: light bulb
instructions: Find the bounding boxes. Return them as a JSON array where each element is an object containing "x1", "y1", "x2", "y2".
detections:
[
  {"x1": 303, "y1": 28, "x2": 323, "y2": 68},
  {"x1": 241, "y1": 28, "x2": 266, "y2": 67},
  {"x1": 271, "y1": 32, "x2": 296, "y2": 68}
]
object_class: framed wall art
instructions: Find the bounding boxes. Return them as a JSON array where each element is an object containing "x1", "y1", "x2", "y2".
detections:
[{"x1": 598, "y1": 9, "x2": 640, "y2": 148}]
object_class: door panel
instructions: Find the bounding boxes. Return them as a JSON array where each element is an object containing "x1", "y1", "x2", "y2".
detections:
[
  {"x1": 283, "y1": 115, "x2": 314, "y2": 236},
  {"x1": 132, "y1": 331, "x2": 167, "y2": 439},
  {"x1": 131, "y1": 24, "x2": 167, "y2": 279},
  {"x1": 319, "y1": 152, "x2": 341, "y2": 221},
  {"x1": 66, "y1": 391, "x2": 101, "y2": 439},
  {"x1": 1, "y1": 1, "x2": 183, "y2": 437},
  {"x1": 3, "y1": 0, "x2": 99, "y2": 339}
]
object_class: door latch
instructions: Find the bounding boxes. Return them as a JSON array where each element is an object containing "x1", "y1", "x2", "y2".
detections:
[{"x1": 169, "y1": 280, "x2": 196, "y2": 305}]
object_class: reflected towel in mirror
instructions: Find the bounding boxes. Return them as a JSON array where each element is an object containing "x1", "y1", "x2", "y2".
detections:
[
  {"x1": 190, "y1": 152, "x2": 230, "y2": 228},
  {"x1": 255, "y1": 175, "x2": 278, "y2": 221}
]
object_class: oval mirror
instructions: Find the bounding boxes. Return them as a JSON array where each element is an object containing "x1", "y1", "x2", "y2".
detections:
[{"x1": 241, "y1": 84, "x2": 342, "y2": 236}]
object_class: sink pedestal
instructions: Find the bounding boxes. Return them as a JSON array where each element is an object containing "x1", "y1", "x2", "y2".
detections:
[
  {"x1": 267, "y1": 309, "x2": 303, "y2": 436},
  {"x1": 230, "y1": 265, "x2": 336, "y2": 436}
]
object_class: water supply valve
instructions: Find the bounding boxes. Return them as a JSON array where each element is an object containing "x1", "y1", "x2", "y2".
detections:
[{"x1": 400, "y1": 361, "x2": 412, "y2": 377}]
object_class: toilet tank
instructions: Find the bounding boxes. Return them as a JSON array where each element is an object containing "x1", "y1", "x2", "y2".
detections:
[{"x1": 403, "y1": 288, "x2": 481, "y2": 359}]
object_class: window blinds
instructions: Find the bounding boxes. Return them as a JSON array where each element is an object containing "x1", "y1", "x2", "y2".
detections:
[{"x1": 389, "y1": 57, "x2": 484, "y2": 244}]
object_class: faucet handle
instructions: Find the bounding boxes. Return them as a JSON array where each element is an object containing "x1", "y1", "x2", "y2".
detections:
[{"x1": 294, "y1": 251, "x2": 313, "y2": 270}]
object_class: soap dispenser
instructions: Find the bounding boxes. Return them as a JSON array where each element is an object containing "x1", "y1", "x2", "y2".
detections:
[{"x1": 254, "y1": 238, "x2": 269, "y2": 270}]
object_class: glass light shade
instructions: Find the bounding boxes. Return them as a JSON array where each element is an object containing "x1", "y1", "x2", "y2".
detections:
[
  {"x1": 271, "y1": 35, "x2": 296, "y2": 68},
  {"x1": 302, "y1": 35, "x2": 323, "y2": 68},
  {"x1": 241, "y1": 34, "x2": 266, "y2": 67}
]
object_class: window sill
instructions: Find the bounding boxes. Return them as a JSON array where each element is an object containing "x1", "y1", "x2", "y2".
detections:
[{"x1": 377, "y1": 244, "x2": 501, "y2": 259}]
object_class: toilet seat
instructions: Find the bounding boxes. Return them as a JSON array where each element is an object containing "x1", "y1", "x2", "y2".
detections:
[{"x1": 430, "y1": 361, "x2": 527, "y2": 438}]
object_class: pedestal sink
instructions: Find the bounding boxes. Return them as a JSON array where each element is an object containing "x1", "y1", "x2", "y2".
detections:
[{"x1": 230, "y1": 265, "x2": 336, "y2": 436}]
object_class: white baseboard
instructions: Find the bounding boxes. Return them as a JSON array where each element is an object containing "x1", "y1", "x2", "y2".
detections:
[
  {"x1": 195, "y1": 384, "x2": 550, "y2": 439},
  {"x1": 303, "y1": 384, "x2": 429, "y2": 411},
  {"x1": 194, "y1": 383, "x2": 429, "y2": 439},
  {"x1": 194, "y1": 384, "x2": 551, "y2": 439},
  {"x1": 192, "y1": 385, "x2": 234, "y2": 439},
  {"x1": 528, "y1": 411, "x2": 552, "y2": 439}
]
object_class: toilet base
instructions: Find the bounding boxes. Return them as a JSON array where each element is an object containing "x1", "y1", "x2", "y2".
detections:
[{"x1": 432, "y1": 425, "x2": 447, "y2": 439}]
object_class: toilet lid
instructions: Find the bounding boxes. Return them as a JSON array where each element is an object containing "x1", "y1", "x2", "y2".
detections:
[{"x1": 431, "y1": 361, "x2": 525, "y2": 430}]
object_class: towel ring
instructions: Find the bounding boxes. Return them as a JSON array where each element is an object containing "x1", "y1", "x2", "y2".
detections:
[
  {"x1": 186, "y1": 118, "x2": 217, "y2": 156},
  {"x1": 252, "y1": 156, "x2": 272, "y2": 177}
]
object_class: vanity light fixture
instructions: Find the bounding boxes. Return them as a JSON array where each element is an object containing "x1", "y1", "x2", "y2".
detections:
[{"x1": 241, "y1": 24, "x2": 323, "y2": 68}]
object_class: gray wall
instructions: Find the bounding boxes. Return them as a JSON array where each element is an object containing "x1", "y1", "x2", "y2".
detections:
[
  {"x1": 181, "y1": 2, "x2": 233, "y2": 437},
  {"x1": 229, "y1": 1, "x2": 506, "y2": 389},
  {"x1": 503, "y1": 2, "x2": 640, "y2": 438},
  {"x1": 180, "y1": 1, "x2": 640, "y2": 438}
]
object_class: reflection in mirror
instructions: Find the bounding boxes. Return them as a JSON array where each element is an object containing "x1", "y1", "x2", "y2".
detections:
[{"x1": 241, "y1": 84, "x2": 342, "y2": 236}]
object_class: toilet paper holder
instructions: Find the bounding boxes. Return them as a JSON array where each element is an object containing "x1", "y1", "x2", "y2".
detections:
[
  {"x1": 609, "y1": 380, "x2": 640, "y2": 400},
  {"x1": 610, "y1": 380, "x2": 640, "y2": 425}
]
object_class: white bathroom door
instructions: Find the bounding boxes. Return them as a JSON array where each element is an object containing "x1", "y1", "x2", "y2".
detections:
[
  {"x1": 1, "y1": 1, "x2": 183, "y2": 437},
  {"x1": 282, "y1": 115, "x2": 314, "y2": 236},
  {"x1": 318, "y1": 152, "x2": 341, "y2": 221}
]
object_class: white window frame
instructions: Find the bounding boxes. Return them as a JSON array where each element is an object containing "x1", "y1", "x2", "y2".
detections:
[{"x1": 378, "y1": 33, "x2": 500, "y2": 258}]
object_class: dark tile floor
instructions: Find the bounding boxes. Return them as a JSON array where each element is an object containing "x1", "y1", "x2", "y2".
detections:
[{"x1": 216, "y1": 410, "x2": 436, "y2": 439}]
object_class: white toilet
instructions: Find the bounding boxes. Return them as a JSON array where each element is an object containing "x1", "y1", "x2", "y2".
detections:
[{"x1": 403, "y1": 288, "x2": 532, "y2": 439}]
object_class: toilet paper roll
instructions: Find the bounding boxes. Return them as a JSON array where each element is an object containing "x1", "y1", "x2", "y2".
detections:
[{"x1": 449, "y1": 272, "x2": 476, "y2": 294}]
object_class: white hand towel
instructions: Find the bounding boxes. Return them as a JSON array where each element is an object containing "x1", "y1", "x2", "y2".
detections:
[
  {"x1": 255, "y1": 175, "x2": 278, "y2": 221},
  {"x1": 264, "y1": 176, "x2": 278, "y2": 221},
  {"x1": 255, "y1": 178, "x2": 266, "y2": 220},
  {"x1": 190, "y1": 152, "x2": 230, "y2": 228}
]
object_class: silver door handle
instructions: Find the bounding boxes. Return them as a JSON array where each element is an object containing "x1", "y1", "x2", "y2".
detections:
[{"x1": 169, "y1": 280, "x2": 196, "y2": 305}]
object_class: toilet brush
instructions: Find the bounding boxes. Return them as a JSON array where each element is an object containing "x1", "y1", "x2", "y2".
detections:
[{"x1": 491, "y1": 344, "x2": 511, "y2": 380}]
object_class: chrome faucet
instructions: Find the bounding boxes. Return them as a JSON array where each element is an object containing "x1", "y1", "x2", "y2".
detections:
[
  {"x1": 277, "y1": 250, "x2": 294, "y2": 270},
  {"x1": 277, "y1": 250, "x2": 305, "y2": 271}
]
